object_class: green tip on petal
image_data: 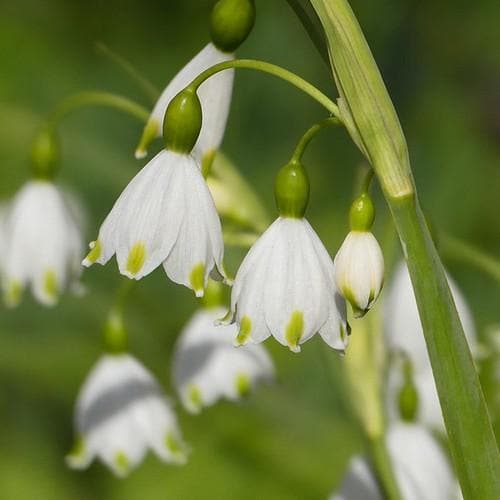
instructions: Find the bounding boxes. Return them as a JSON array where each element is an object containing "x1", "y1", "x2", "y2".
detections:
[
  {"x1": 83, "y1": 240, "x2": 102, "y2": 266},
  {"x1": 235, "y1": 315, "x2": 252, "y2": 345},
  {"x1": 4, "y1": 280, "x2": 23, "y2": 307},
  {"x1": 235, "y1": 372, "x2": 251, "y2": 397},
  {"x1": 189, "y1": 262, "x2": 206, "y2": 297},
  {"x1": 285, "y1": 310, "x2": 304, "y2": 353},
  {"x1": 114, "y1": 451, "x2": 130, "y2": 475},
  {"x1": 126, "y1": 242, "x2": 146, "y2": 277},
  {"x1": 66, "y1": 435, "x2": 86, "y2": 465},
  {"x1": 165, "y1": 433, "x2": 187, "y2": 464},
  {"x1": 43, "y1": 269, "x2": 59, "y2": 303},
  {"x1": 187, "y1": 384, "x2": 203, "y2": 413},
  {"x1": 135, "y1": 119, "x2": 159, "y2": 159},
  {"x1": 343, "y1": 287, "x2": 368, "y2": 319}
]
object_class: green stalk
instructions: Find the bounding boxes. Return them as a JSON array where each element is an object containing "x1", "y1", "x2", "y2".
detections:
[
  {"x1": 47, "y1": 91, "x2": 149, "y2": 129},
  {"x1": 302, "y1": 1, "x2": 500, "y2": 498},
  {"x1": 189, "y1": 59, "x2": 340, "y2": 117},
  {"x1": 440, "y1": 233, "x2": 500, "y2": 284}
]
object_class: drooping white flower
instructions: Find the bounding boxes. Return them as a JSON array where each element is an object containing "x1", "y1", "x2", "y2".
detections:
[
  {"x1": 172, "y1": 307, "x2": 274, "y2": 413},
  {"x1": 384, "y1": 260, "x2": 476, "y2": 430},
  {"x1": 66, "y1": 354, "x2": 187, "y2": 477},
  {"x1": 83, "y1": 150, "x2": 225, "y2": 296},
  {"x1": 331, "y1": 423, "x2": 459, "y2": 500},
  {"x1": 229, "y1": 217, "x2": 349, "y2": 353},
  {"x1": 334, "y1": 231, "x2": 384, "y2": 317},
  {"x1": 135, "y1": 43, "x2": 234, "y2": 163},
  {"x1": 2, "y1": 180, "x2": 83, "y2": 307}
]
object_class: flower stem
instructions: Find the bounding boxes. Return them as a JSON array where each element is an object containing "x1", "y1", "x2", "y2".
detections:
[
  {"x1": 368, "y1": 436, "x2": 402, "y2": 500},
  {"x1": 46, "y1": 91, "x2": 149, "y2": 130},
  {"x1": 95, "y1": 42, "x2": 160, "y2": 103},
  {"x1": 103, "y1": 279, "x2": 136, "y2": 354},
  {"x1": 290, "y1": 117, "x2": 340, "y2": 162},
  {"x1": 189, "y1": 59, "x2": 341, "y2": 118},
  {"x1": 440, "y1": 233, "x2": 500, "y2": 284}
]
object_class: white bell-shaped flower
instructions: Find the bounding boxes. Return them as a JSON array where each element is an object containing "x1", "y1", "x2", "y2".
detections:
[
  {"x1": 135, "y1": 43, "x2": 234, "y2": 163},
  {"x1": 66, "y1": 354, "x2": 187, "y2": 477},
  {"x1": 2, "y1": 180, "x2": 83, "y2": 307},
  {"x1": 83, "y1": 150, "x2": 225, "y2": 296},
  {"x1": 331, "y1": 423, "x2": 459, "y2": 500},
  {"x1": 334, "y1": 231, "x2": 384, "y2": 317},
  {"x1": 229, "y1": 217, "x2": 349, "y2": 353},
  {"x1": 172, "y1": 307, "x2": 274, "y2": 413},
  {"x1": 384, "y1": 260, "x2": 476, "y2": 431}
]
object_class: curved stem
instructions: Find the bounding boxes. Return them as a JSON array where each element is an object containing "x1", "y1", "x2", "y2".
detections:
[
  {"x1": 291, "y1": 117, "x2": 340, "y2": 161},
  {"x1": 189, "y1": 59, "x2": 341, "y2": 118},
  {"x1": 440, "y1": 233, "x2": 500, "y2": 285},
  {"x1": 359, "y1": 167, "x2": 375, "y2": 194},
  {"x1": 46, "y1": 91, "x2": 149, "y2": 130},
  {"x1": 103, "y1": 279, "x2": 136, "y2": 353},
  {"x1": 95, "y1": 42, "x2": 160, "y2": 103}
]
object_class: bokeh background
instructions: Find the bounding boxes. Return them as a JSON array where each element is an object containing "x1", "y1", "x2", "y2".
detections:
[{"x1": 0, "y1": 0, "x2": 499, "y2": 498}]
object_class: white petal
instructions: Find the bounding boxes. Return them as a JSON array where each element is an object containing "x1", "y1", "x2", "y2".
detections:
[
  {"x1": 71, "y1": 354, "x2": 185, "y2": 474},
  {"x1": 334, "y1": 231, "x2": 384, "y2": 314},
  {"x1": 172, "y1": 308, "x2": 273, "y2": 411},
  {"x1": 138, "y1": 43, "x2": 234, "y2": 161},
  {"x1": 330, "y1": 457, "x2": 382, "y2": 500},
  {"x1": 162, "y1": 156, "x2": 224, "y2": 294},
  {"x1": 384, "y1": 261, "x2": 476, "y2": 372},
  {"x1": 3, "y1": 181, "x2": 83, "y2": 306}
]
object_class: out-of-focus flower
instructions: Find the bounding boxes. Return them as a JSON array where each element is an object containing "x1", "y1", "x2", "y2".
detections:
[
  {"x1": 172, "y1": 307, "x2": 274, "y2": 413},
  {"x1": 384, "y1": 260, "x2": 476, "y2": 430},
  {"x1": 334, "y1": 231, "x2": 384, "y2": 318},
  {"x1": 2, "y1": 180, "x2": 83, "y2": 307},
  {"x1": 331, "y1": 423, "x2": 459, "y2": 500},
  {"x1": 135, "y1": 43, "x2": 234, "y2": 163},
  {"x1": 66, "y1": 354, "x2": 187, "y2": 477},
  {"x1": 228, "y1": 216, "x2": 349, "y2": 353},
  {"x1": 83, "y1": 150, "x2": 225, "y2": 297}
]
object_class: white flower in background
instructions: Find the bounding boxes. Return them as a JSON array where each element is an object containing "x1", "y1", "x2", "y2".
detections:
[
  {"x1": 83, "y1": 149, "x2": 226, "y2": 296},
  {"x1": 331, "y1": 423, "x2": 459, "y2": 500},
  {"x1": 384, "y1": 260, "x2": 476, "y2": 430},
  {"x1": 135, "y1": 43, "x2": 234, "y2": 163},
  {"x1": 334, "y1": 231, "x2": 384, "y2": 317},
  {"x1": 229, "y1": 217, "x2": 350, "y2": 353},
  {"x1": 2, "y1": 180, "x2": 83, "y2": 307},
  {"x1": 172, "y1": 307, "x2": 274, "y2": 413},
  {"x1": 67, "y1": 354, "x2": 187, "y2": 477}
]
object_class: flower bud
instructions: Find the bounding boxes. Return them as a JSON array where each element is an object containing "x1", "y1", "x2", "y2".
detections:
[
  {"x1": 210, "y1": 0, "x2": 256, "y2": 53},
  {"x1": 398, "y1": 358, "x2": 419, "y2": 422},
  {"x1": 334, "y1": 230, "x2": 384, "y2": 318},
  {"x1": 274, "y1": 160, "x2": 310, "y2": 218},
  {"x1": 30, "y1": 127, "x2": 59, "y2": 180},
  {"x1": 163, "y1": 88, "x2": 202, "y2": 154}
]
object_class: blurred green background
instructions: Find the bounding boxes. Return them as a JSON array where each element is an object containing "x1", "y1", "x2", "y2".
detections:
[{"x1": 0, "y1": 0, "x2": 499, "y2": 498}]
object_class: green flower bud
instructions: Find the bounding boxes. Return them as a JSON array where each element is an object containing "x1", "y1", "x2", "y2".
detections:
[
  {"x1": 31, "y1": 127, "x2": 59, "y2": 180},
  {"x1": 163, "y1": 88, "x2": 202, "y2": 154},
  {"x1": 398, "y1": 358, "x2": 419, "y2": 422},
  {"x1": 349, "y1": 192, "x2": 375, "y2": 231},
  {"x1": 210, "y1": 0, "x2": 256, "y2": 53},
  {"x1": 274, "y1": 160, "x2": 310, "y2": 218}
]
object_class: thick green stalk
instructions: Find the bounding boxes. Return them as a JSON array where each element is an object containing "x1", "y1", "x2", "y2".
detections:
[{"x1": 306, "y1": 0, "x2": 500, "y2": 498}]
